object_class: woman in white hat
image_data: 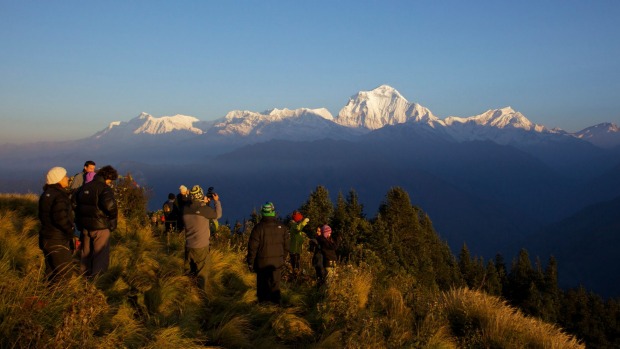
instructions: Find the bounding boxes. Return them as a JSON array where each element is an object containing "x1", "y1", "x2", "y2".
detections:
[{"x1": 38, "y1": 166, "x2": 75, "y2": 283}]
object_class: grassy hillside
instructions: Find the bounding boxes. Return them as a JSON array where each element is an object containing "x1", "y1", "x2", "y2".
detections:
[{"x1": 0, "y1": 193, "x2": 583, "y2": 348}]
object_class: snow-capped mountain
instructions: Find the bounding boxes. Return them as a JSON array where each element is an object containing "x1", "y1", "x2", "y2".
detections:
[
  {"x1": 442, "y1": 107, "x2": 563, "y2": 144},
  {"x1": 575, "y1": 123, "x2": 620, "y2": 148},
  {"x1": 84, "y1": 85, "x2": 618, "y2": 150},
  {"x1": 334, "y1": 85, "x2": 441, "y2": 130},
  {"x1": 204, "y1": 107, "x2": 361, "y2": 141},
  {"x1": 93, "y1": 112, "x2": 204, "y2": 140}
]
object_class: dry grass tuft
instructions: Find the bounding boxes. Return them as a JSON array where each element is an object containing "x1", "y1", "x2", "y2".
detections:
[
  {"x1": 144, "y1": 326, "x2": 206, "y2": 349},
  {"x1": 441, "y1": 288, "x2": 584, "y2": 349},
  {"x1": 272, "y1": 310, "x2": 314, "y2": 342}
]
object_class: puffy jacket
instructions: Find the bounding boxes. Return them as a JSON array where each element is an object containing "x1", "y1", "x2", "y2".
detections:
[
  {"x1": 38, "y1": 184, "x2": 74, "y2": 241},
  {"x1": 75, "y1": 176, "x2": 118, "y2": 231},
  {"x1": 317, "y1": 235, "x2": 339, "y2": 263},
  {"x1": 247, "y1": 216, "x2": 290, "y2": 270},
  {"x1": 289, "y1": 218, "x2": 309, "y2": 254},
  {"x1": 182, "y1": 199, "x2": 222, "y2": 249}
]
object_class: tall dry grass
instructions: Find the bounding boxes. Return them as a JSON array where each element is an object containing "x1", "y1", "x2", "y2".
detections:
[
  {"x1": 441, "y1": 287, "x2": 584, "y2": 349},
  {"x1": 0, "y1": 194, "x2": 589, "y2": 348}
]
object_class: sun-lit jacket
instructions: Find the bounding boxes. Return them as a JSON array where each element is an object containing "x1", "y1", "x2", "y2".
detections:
[
  {"x1": 74, "y1": 175, "x2": 118, "y2": 232},
  {"x1": 39, "y1": 184, "x2": 73, "y2": 241},
  {"x1": 247, "y1": 216, "x2": 290, "y2": 270}
]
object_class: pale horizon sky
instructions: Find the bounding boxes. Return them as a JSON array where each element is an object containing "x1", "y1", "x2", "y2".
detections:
[{"x1": 2, "y1": 0, "x2": 620, "y2": 144}]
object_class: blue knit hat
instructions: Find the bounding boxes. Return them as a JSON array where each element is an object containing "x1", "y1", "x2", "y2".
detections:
[{"x1": 261, "y1": 202, "x2": 276, "y2": 217}]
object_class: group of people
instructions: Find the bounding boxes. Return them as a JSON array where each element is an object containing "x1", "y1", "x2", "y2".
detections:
[
  {"x1": 38, "y1": 161, "x2": 335, "y2": 306},
  {"x1": 38, "y1": 161, "x2": 118, "y2": 283},
  {"x1": 246, "y1": 204, "x2": 339, "y2": 305}
]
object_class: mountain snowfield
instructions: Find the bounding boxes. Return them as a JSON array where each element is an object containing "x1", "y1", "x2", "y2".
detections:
[{"x1": 93, "y1": 84, "x2": 619, "y2": 148}]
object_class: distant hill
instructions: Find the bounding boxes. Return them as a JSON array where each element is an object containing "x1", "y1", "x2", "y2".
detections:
[{"x1": 523, "y1": 195, "x2": 620, "y2": 297}]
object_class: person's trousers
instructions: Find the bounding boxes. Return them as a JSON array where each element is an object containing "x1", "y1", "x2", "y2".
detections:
[
  {"x1": 290, "y1": 253, "x2": 301, "y2": 271},
  {"x1": 186, "y1": 246, "x2": 210, "y2": 290},
  {"x1": 256, "y1": 266, "x2": 282, "y2": 304},
  {"x1": 40, "y1": 238, "x2": 74, "y2": 283},
  {"x1": 81, "y1": 229, "x2": 110, "y2": 277}
]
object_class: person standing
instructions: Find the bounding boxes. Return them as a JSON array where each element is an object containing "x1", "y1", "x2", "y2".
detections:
[
  {"x1": 38, "y1": 167, "x2": 75, "y2": 283},
  {"x1": 316, "y1": 224, "x2": 339, "y2": 285},
  {"x1": 246, "y1": 202, "x2": 290, "y2": 304},
  {"x1": 289, "y1": 211, "x2": 309, "y2": 277},
  {"x1": 69, "y1": 160, "x2": 96, "y2": 193},
  {"x1": 74, "y1": 165, "x2": 118, "y2": 278},
  {"x1": 176, "y1": 185, "x2": 190, "y2": 231},
  {"x1": 162, "y1": 193, "x2": 179, "y2": 233},
  {"x1": 182, "y1": 185, "x2": 222, "y2": 290}
]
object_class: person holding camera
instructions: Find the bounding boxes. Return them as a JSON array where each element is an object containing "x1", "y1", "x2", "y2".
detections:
[{"x1": 182, "y1": 185, "x2": 222, "y2": 290}]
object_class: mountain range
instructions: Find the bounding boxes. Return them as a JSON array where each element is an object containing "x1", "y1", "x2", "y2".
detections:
[
  {"x1": 77, "y1": 84, "x2": 619, "y2": 150},
  {"x1": 2, "y1": 85, "x2": 620, "y2": 296}
]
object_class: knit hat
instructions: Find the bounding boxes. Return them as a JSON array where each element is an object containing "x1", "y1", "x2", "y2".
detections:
[
  {"x1": 46, "y1": 167, "x2": 67, "y2": 185},
  {"x1": 261, "y1": 202, "x2": 276, "y2": 217},
  {"x1": 190, "y1": 185, "x2": 204, "y2": 201},
  {"x1": 292, "y1": 211, "x2": 303, "y2": 223},
  {"x1": 179, "y1": 185, "x2": 188, "y2": 193},
  {"x1": 321, "y1": 225, "x2": 332, "y2": 237}
]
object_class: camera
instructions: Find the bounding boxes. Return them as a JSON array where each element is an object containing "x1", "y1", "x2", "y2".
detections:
[{"x1": 206, "y1": 186, "x2": 215, "y2": 199}]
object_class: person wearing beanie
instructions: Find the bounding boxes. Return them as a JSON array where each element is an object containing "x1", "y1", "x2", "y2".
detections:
[
  {"x1": 39, "y1": 166, "x2": 75, "y2": 283},
  {"x1": 175, "y1": 185, "x2": 190, "y2": 231},
  {"x1": 288, "y1": 211, "x2": 310, "y2": 278},
  {"x1": 316, "y1": 224, "x2": 339, "y2": 285},
  {"x1": 182, "y1": 184, "x2": 222, "y2": 290},
  {"x1": 246, "y1": 201, "x2": 290, "y2": 304},
  {"x1": 74, "y1": 165, "x2": 118, "y2": 278}
]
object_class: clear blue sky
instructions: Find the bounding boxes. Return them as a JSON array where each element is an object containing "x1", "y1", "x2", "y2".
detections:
[{"x1": 2, "y1": 0, "x2": 619, "y2": 144}]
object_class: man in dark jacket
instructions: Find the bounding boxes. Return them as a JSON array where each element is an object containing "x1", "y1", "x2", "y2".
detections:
[
  {"x1": 39, "y1": 166, "x2": 75, "y2": 283},
  {"x1": 176, "y1": 185, "x2": 191, "y2": 231},
  {"x1": 246, "y1": 202, "x2": 290, "y2": 304},
  {"x1": 162, "y1": 193, "x2": 179, "y2": 233},
  {"x1": 74, "y1": 165, "x2": 118, "y2": 278},
  {"x1": 182, "y1": 185, "x2": 222, "y2": 290}
]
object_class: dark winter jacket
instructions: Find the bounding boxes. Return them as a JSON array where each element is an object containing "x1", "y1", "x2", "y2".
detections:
[
  {"x1": 39, "y1": 184, "x2": 74, "y2": 241},
  {"x1": 317, "y1": 235, "x2": 339, "y2": 264},
  {"x1": 74, "y1": 175, "x2": 118, "y2": 232},
  {"x1": 247, "y1": 216, "x2": 290, "y2": 270},
  {"x1": 182, "y1": 199, "x2": 222, "y2": 249}
]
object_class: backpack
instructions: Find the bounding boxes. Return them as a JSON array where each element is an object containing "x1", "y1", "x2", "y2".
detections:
[{"x1": 163, "y1": 202, "x2": 172, "y2": 214}]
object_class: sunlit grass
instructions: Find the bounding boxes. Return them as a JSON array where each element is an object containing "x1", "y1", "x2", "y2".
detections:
[
  {"x1": 0, "y1": 193, "x2": 588, "y2": 348},
  {"x1": 441, "y1": 287, "x2": 584, "y2": 348}
]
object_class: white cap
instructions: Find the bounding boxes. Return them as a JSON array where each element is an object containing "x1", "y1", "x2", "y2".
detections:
[
  {"x1": 46, "y1": 167, "x2": 67, "y2": 185},
  {"x1": 179, "y1": 185, "x2": 188, "y2": 192}
]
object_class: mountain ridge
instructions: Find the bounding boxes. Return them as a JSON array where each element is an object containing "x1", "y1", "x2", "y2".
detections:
[{"x1": 73, "y1": 85, "x2": 620, "y2": 149}]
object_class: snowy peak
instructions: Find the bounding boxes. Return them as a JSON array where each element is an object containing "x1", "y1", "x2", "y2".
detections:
[
  {"x1": 445, "y1": 107, "x2": 547, "y2": 132},
  {"x1": 94, "y1": 113, "x2": 204, "y2": 139},
  {"x1": 574, "y1": 123, "x2": 620, "y2": 148},
  {"x1": 212, "y1": 108, "x2": 335, "y2": 137},
  {"x1": 134, "y1": 114, "x2": 203, "y2": 135},
  {"x1": 335, "y1": 85, "x2": 439, "y2": 130}
]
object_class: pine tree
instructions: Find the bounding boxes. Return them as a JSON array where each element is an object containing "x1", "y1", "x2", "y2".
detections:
[
  {"x1": 458, "y1": 243, "x2": 474, "y2": 287},
  {"x1": 299, "y1": 185, "x2": 334, "y2": 230},
  {"x1": 540, "y1": 256, "x2": 560, "y2": 322},
  {"x1": 507, "y1": 249, "x2": 534, "y2": 308},
  {"x1": 483, "y1": 260, "x2": 502, "y2": 296},
  {"x1": 331, "y1": 189, "x2": 370, "y2": 261},
  {"x1": 369, "y1": 187, "x2": 459, "y2": 289}
]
